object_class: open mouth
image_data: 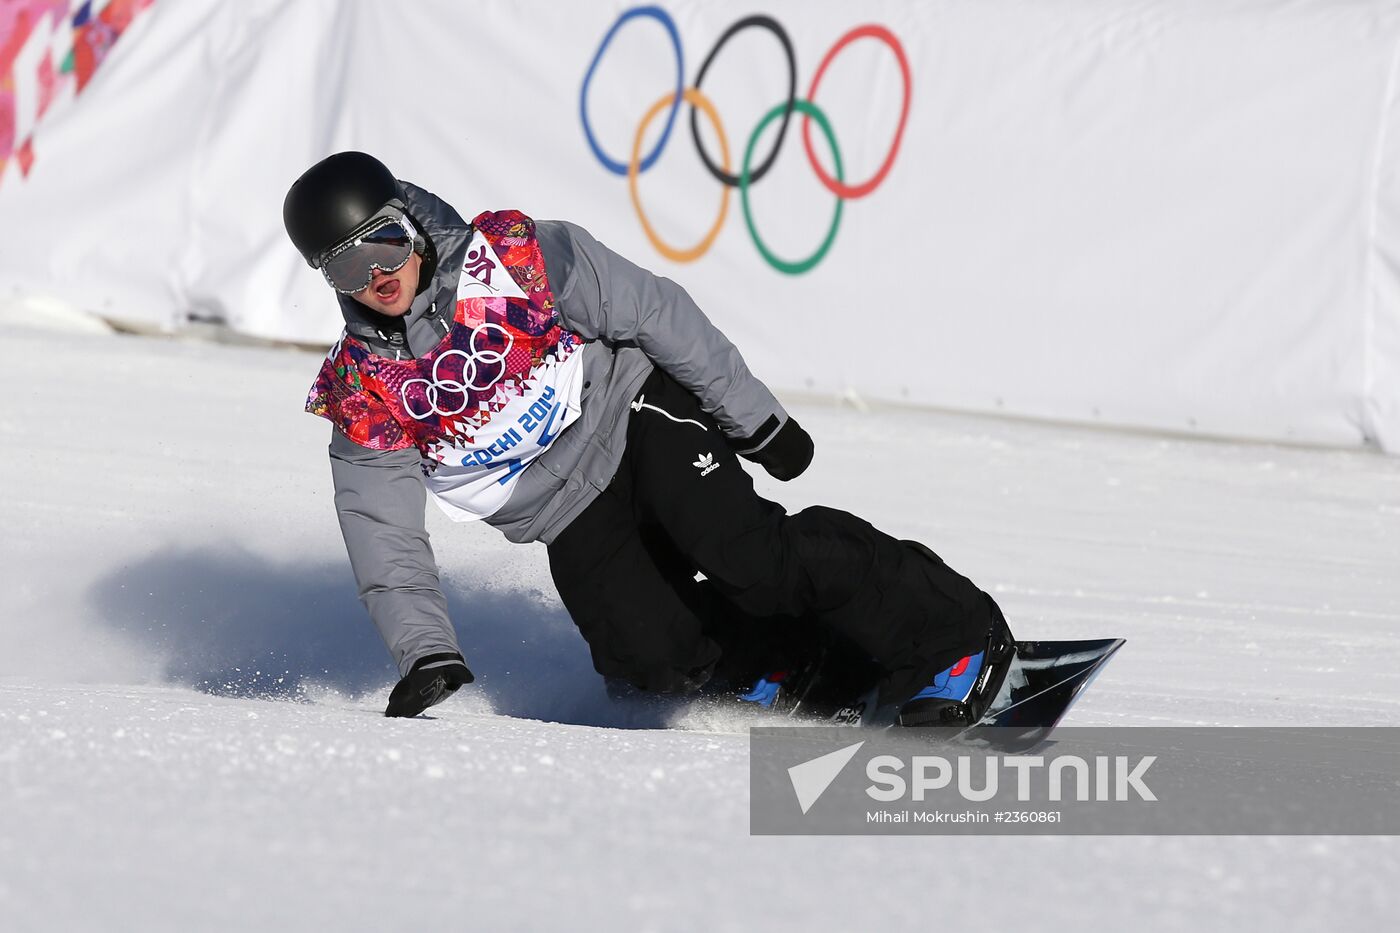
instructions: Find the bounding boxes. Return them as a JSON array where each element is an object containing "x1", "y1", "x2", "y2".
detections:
[{"x1": 373, "y1": 278, "x2": 401, "y2": 302}]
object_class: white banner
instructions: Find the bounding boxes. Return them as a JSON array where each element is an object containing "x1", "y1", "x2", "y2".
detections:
[{"x1": 3, "y1": 0, "x2": 1399, "y2": 450}]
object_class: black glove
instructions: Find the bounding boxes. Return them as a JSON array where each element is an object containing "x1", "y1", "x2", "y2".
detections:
[
  {"x1": 385, "y1": 653, "x2": 474, "y2": 718},
  {"x1": 741, "y1": 417, "x2": 814, "y2": 481}
]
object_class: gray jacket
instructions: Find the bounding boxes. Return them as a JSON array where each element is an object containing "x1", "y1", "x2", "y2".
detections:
[{"x1": 324, "y1": 182, "x2": 791, "y2": 675}]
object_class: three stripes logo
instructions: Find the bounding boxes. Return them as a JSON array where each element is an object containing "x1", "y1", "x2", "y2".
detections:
[{"x1": 693, "y1": 452, "x2": 720, "y2": 476}]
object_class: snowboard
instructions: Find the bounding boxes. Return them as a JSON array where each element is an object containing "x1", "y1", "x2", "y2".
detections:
[{"x1": 781, "y1": 637, "x2": 1125, "y2": 741}]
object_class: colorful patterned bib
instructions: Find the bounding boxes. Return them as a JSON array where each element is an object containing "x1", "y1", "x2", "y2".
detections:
[{"x1": 306, "y1": 210, "x2": 586, "y2": 521}]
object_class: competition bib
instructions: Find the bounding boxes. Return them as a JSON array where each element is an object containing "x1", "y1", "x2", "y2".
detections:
[{"x1": 306, "y1": 210, "x2": 585, "y2": 521}]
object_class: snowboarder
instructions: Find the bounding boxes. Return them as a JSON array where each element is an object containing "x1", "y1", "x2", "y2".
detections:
[{"x1": 282, "y1": 151, "x2": 1011, "y2": 723}]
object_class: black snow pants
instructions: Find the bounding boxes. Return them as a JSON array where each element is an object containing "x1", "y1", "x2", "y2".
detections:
[{"x1": 546, "y1": 368, "x2": 1002, "y2": 705}]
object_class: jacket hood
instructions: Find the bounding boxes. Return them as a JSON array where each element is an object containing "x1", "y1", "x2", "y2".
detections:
[{"x1": 335, "y1": 180, "x2": 473, "y2": 358}]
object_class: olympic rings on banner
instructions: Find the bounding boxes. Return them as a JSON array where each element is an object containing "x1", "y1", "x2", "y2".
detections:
[
  {"x1": 741, "y1": 100, "x2": 843, "y2": 277},
  {"x1": 689, "y1": 15, "x2": 795, "y2": 188},
  {"x1": 803, "y1": 24, "x2": 911, "y2": 199},
  {"x1": 579, "y1": 6, "x2": 684, "y2": 176},
  {"x1": 631, "y1": 88, "x2": 732, "y2": 263},
  {"x1": 578, "y1": 8, "x2": 910, "y2": 273}
]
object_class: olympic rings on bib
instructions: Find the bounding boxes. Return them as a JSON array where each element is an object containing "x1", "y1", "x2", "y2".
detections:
[
  {"x1": 401, "y1": 323, "x2": 514, "y2": 421},
  {"x1": 578, "y1": 7, "x2": 911, "y2": 274}
]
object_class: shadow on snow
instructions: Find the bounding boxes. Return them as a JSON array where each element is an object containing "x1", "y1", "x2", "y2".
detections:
[{"x1": 86, "y1": 547, "x2": 685, "y2": 729}]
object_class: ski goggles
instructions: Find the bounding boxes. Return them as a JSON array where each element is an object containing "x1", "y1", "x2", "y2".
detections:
[{"x1": 319, "y1": 214, "x2": 417, "y2": 294}]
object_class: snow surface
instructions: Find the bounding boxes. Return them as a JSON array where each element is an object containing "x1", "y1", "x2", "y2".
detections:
[{"x1": 2, "y1": 321, "x2": 1398, "y2": 931}]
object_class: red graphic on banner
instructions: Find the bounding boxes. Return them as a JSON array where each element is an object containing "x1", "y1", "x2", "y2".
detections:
[{"x1": 0, "y1": 0, "x2": 156, "y2": 187}]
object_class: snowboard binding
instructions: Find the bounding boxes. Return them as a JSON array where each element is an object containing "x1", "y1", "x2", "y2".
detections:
[{"x1": 894, "y1": 618, "x2": 1017, "y2": 727}]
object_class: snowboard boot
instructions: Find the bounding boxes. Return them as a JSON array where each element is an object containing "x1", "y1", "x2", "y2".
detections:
[
  {"x1": 895, "y1": 541, "x2": 1017, "y2": 727},
  {"x1": 897, "y1": 625, "x2": 1015, "y2": 726},
  {"x1": 735, "y1": 643, "x2": 828, "y2": 715}
]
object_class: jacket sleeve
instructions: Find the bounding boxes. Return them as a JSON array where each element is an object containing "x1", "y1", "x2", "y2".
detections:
[
  {"x1": 540, "y1": 219, "x2": 790, "y2": 453},
  {"x1": 328, "y1": 428, "x2": 463, "y2": 677}
]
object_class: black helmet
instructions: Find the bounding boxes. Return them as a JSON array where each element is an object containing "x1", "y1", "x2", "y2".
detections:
[{"x1": 283, "y1": 151, "x2": 405, "y2": 268}]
